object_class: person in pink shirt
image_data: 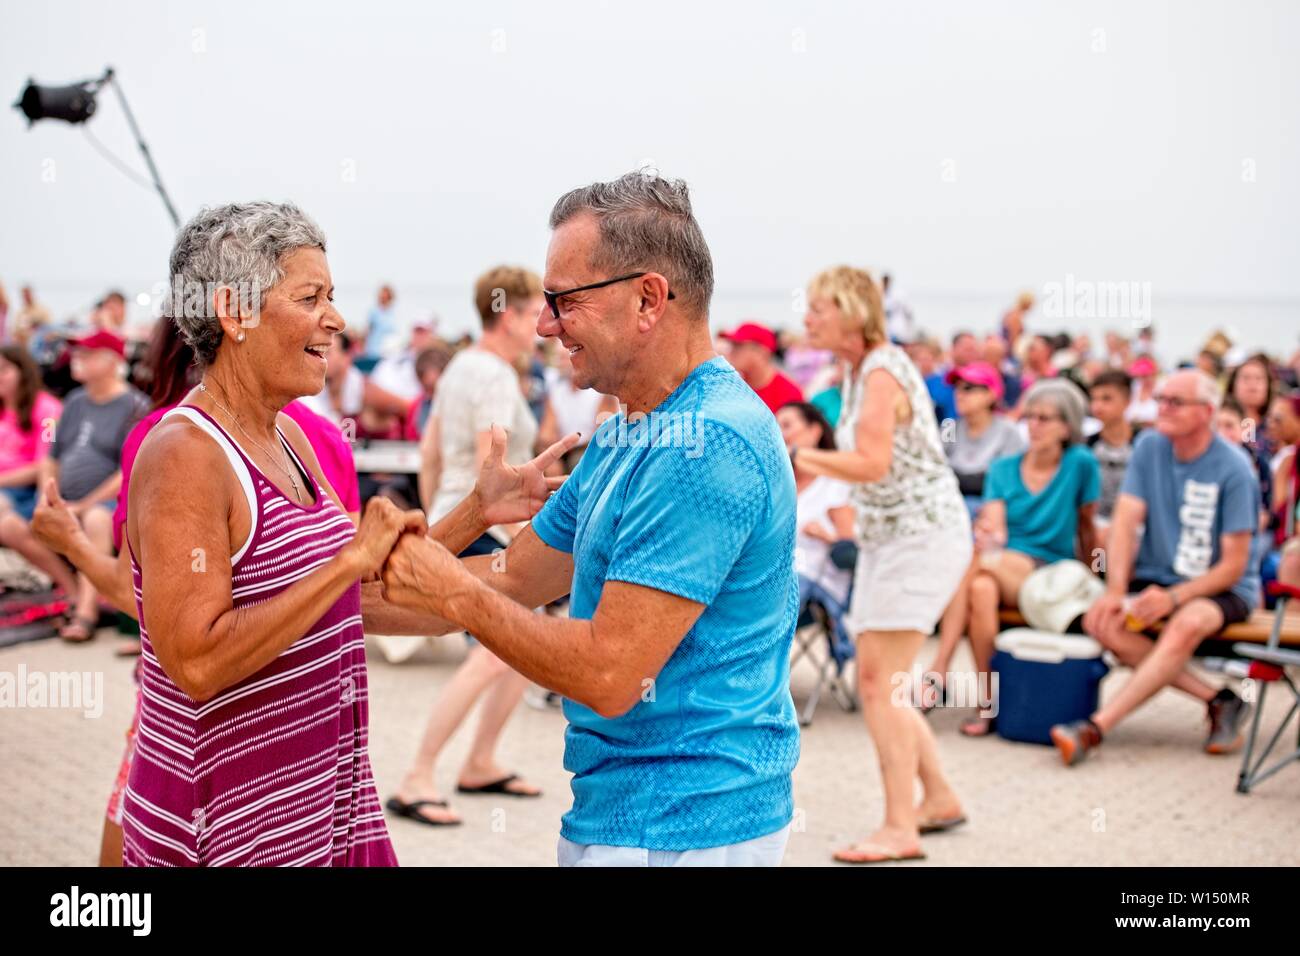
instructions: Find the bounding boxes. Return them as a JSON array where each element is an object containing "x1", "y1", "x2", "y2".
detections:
[{"x1": 0, "y1": 345, "x2": 62, "y2": 522}]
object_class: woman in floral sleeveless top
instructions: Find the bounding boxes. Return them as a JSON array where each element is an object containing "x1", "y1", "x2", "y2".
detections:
[{"x1": 792, "y1": 266, "x2": 971, "y2": 864}]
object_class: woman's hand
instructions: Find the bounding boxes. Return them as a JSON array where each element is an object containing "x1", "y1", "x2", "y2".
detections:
[
  {"x1": 802, "y1": 520, "x2": 834, "y2": 543},
  {"x1": 475, "y1": 424, "x2": 581, "y2": 526},
  {"x1": 343, "y1": 497, "x2": 427, "y2": 578},
  {"x1": 31, "y1": 478, "x2": 88, "y2": 557}
]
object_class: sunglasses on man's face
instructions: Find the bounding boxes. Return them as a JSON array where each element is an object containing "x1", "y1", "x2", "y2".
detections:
[{"x1": 542, "y1": 272, "x2": 674, "y2": 320}]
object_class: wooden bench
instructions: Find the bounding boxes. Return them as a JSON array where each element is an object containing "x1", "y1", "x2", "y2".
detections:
[{"x1": 997, "y1": 607, "x2": 1300, "y2": 649}]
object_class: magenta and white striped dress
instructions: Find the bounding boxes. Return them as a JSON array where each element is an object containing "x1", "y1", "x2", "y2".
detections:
[{"x1": 122, "y1": 405, "x2": 397, "y2": 867}]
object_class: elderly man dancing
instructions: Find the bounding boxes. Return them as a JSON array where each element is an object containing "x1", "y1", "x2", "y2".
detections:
[{"x1": 382, "y1": 171, "x2": 801, "y2": 866}]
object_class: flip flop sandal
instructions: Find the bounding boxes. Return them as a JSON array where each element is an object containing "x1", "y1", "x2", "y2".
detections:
[
  {"x1": 456, "y1": 774, "x2": 542, "y2": 797},
  {"x1": 114, "y1": 639, "x2": 143, "y2": 658},
  {"x1": 959, "y1": 715, "x2": 996, "y2": 737},
  {"x1": 59, "y1": 615, "x2": 98, "y2": 643},
  {"x1": 833, "y1": 842, "x2": 927, "y2": 864},
  {"x1": 919, "y1": 814, "x2": 968, "y2": 834},
  {"x1": 385, "y1": 796, "x2": 462, "y2": 827}
]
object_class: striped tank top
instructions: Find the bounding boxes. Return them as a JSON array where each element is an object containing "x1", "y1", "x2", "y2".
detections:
[{"x1": 121, "y1": 405, "x2": 397, "y2": 867}]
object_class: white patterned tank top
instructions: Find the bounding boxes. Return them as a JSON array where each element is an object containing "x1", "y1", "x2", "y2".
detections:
[{"x1": 835, "y1": 343, "x2": 967, "y2": 545}]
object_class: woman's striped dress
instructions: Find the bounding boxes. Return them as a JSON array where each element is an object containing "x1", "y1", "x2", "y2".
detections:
[{"x1": 121, "y1": 405, "x2": 397, "y2": 867}]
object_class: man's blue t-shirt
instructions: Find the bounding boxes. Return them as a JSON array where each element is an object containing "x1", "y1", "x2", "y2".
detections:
[
  {"x1": 1120, "y1": 430, "x2": 1261, "y2": 608},
  {"x1": 984, "y1": 444, "x2": 1101, "y2": 564},
  {"x1": 531, "y1": 356, "x2": 801, "y2": 851}
]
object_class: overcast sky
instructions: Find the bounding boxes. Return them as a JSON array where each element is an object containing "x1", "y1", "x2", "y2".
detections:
[{"x1": 2, "y1": 0, "x2": 1297, "y2": 327}]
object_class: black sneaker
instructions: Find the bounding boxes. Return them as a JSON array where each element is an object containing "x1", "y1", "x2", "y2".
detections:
[{"x1": 1205, "y1": 689, "x2": 1251, "y2": 755}]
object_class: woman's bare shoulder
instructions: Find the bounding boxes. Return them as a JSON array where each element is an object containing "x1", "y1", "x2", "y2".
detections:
[{"x1": 133, "y1": 413, "x2": 233, "y2": 490}]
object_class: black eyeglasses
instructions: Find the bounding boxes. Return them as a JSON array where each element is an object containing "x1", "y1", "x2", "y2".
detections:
[{"x1": 542, "y1": 272, "x2": 674, "y2": 320}]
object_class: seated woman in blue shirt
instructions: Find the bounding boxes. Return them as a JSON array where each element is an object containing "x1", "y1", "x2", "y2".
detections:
[{"x1": 927, "y1": 379, "x2": 1100, "y2": 735}]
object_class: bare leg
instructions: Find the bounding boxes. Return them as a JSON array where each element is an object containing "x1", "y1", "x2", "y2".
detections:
[
  {"x1": 836, "y1": 628, "x2": 935, "y2": 861},
  {"x1": 1092, "y1": 600, "x2": 1223, "y2": 733},
  {"x1": 394, "y1": 644, "x2": 511, "y2": 823},
  {"x1": 1090, "y1": 617, "x2": 1217, "y2": 700},
  {"x1": 1278, "y1": 543, "x2": 1300, "y2": 588},
  {"x1": 908, "y1": 707, "x2": 963, "y2": 821},
  {"x1": 99, "y1": 818, "x2": 123, "y2": 867},
  {"x1": 0, "y1": 512, "x2": 77, "y2": 594},
  {"x1": 75, "y1": 506, "x2": 114, "y2": 628},
  {"x1": 930, "y1": 559, "x2": 979, "y2": 677},
  {"x1": 457, "y1": 668, "x2": 541, "y2": 794}
]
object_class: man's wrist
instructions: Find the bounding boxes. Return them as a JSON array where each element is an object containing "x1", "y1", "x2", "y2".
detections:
[{"x1": 443, "y1": 572, "x2": 488, "y2": 630}]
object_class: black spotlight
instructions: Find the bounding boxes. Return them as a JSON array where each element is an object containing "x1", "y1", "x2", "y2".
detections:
[
  {"x1": 14, "y1": 79, "x2": 100, "y2": 126},
  {"x1": 12, "y1": 67, "x2": 180, "y2": 228}
]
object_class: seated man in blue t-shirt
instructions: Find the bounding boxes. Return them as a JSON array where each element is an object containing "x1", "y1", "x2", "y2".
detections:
[
  {"x1": 380, "y1": 172, "x2": 800, "y2": 865},
  {"x1": 1053, "y1": 370, "x2": 1262, "y2": 766}
]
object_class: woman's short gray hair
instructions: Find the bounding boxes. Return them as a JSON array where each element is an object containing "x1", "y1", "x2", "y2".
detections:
[
  {"x1": 1023, "y1": 377, "x2": 1089, "y2": 444},
  {"x1": 165, "y1": 201, "x2": 327, "y2": 366},
  {"x1": 549, "y1": 170, "x2": 714, "y2": 316}
]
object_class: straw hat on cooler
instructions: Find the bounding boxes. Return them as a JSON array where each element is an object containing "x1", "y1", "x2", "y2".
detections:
[{"x1": 1017, "y1": 560, "x2": 1106, "y2": 634}]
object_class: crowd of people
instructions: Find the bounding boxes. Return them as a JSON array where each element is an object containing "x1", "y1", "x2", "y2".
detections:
[{"x1": 1, "y1": 170, "x2": 1299, "y2": 867}]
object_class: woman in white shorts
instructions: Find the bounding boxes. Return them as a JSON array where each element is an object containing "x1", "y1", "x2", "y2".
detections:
[{"x1": 793, "y1": 266, "x2": 972, "y2": 864}]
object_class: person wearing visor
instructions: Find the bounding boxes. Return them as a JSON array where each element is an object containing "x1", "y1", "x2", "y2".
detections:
[{"x1": 941, "y1": 361, "x2": 1025, "y2": 520}]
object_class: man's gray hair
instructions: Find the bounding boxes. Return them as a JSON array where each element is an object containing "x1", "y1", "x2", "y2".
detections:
[
  {"x1": 165, "y1": 201, "x2": 327, "y2": 366},
  {"x1": 1191, "y1": 369, "x2": 1223, "y2": 410},
  {"x1": 549, "y1": 170, "x2": 714, "y2": 315}
]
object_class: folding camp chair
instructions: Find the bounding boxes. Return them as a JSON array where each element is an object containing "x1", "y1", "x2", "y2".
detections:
[
  {"x1": 1235, "y1": 580, "x2": 1300, "y2": 794},
  {"x1": 789, "y1": 541, "x2": 859, "y2": 727}
]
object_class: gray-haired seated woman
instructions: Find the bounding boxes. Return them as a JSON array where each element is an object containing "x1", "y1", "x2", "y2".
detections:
[{"x1": 927, "y1": 378, "x2": 1101, "y2": 736}]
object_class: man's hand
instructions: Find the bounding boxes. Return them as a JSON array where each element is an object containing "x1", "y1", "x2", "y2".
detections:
[
  {"x1": 342, "y1": 497, "x2": 427, "y2": 579},
  {"x1": 381, "y1": 533, "x2": 475, "y2": 617},
  {"x1": 1083, "y1": 592, "x2": 1125, "y2": 637},
  {"x1": 31, "y1": 478, "x2": 88, "y2": 556},
  {"x1": 474, "y1": 425, "x2": 581, "y2": 527},
  {"x1": 1128, "y1": 585, "x2": 1174, "y2": 627}
]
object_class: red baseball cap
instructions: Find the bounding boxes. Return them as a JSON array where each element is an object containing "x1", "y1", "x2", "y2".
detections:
[
  {"x1": 722, "y1": 322, "x2": 777, "y2": 353},
  {"x1": 70, "y1": 330, "x2": 126, "y2": 358},
  {"x1": 945, "y1": 361, "x2": 1005, "y2": 401}
]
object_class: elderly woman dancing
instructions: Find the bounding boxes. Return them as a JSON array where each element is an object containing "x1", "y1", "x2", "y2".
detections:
[{"x1": 123, "y1": 202, "x2": 572, "y2": 866}]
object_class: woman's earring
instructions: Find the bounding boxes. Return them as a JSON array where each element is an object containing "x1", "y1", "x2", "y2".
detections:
[{"x1": 237, "y1": 332, "x2": 245, "y2": 342}]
